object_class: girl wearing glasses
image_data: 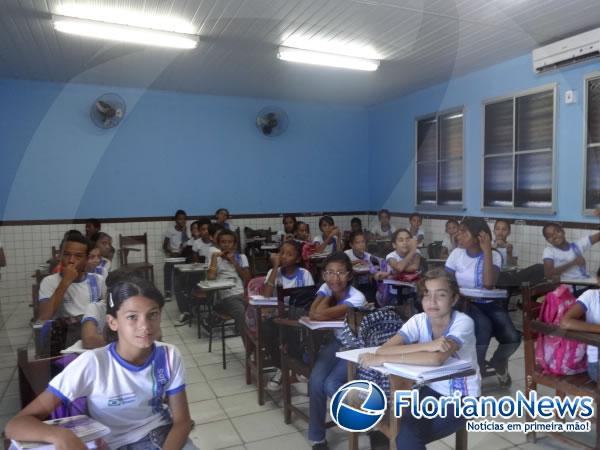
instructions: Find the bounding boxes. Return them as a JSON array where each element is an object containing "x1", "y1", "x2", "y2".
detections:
[{"x1": 306, "y1": 252, "x2": 367, "y2": 450}]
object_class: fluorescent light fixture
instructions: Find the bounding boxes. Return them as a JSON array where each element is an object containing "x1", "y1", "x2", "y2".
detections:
[
  {"x1": 277, "y1": 46, "x2": 380, "y2": 71},
  {"x1": 53, "y1": 15, "x2": 198, "y2": 49}
]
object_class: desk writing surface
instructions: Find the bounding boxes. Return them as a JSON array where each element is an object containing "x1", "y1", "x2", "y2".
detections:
[{"x1": 561, "y1": 277, "x2": 597, "y2": 286}]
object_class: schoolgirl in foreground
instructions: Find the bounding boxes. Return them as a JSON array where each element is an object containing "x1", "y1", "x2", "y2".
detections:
[{"x1": 6, "y1": 276, "x2": 197, "y2": 450}]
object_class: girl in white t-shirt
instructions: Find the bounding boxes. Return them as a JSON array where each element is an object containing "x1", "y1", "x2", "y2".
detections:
[
  {"x1": 542, "y1": 222, "x2": 600, "y2": 281},
  {"x1": 445, "y1": 217, "x2": 520, "y2": 388},
  {"x1": 6, "y1": 276, "x2": 197, "y2": 450},
  {"x1": 560, "y1": 266, "x2": 600, "y2": 381},
  {"x1": 307, "y1": 252, "x2": 367, "y2": 448},
  {"x1": 385, "y1": 229, "x2": 421, "y2": 275},
  {"x1": 313, "y1": 216, "x2": 341, "y2": 255},
  {"x1": 440, "y1": 219, "x2": 459, "y2": 260},
  {"x1": 359, "y1": 268, "x2": 480, "y2": 450}
]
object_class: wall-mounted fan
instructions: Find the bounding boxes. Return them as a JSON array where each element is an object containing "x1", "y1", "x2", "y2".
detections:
[
  {"x1": 90, "y1": 93, "x2": 126, "y2": 129},
  {"x1": 256, "y1": 107, "x2": 289, "y2": 137}
]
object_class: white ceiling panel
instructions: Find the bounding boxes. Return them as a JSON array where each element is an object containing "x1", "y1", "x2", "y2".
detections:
[{"x1": 0, "y1": 0, "x2": 599, "y2": 105}]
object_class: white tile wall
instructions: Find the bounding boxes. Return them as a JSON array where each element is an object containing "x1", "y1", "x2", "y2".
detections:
[{"x1": 0, "y1": 214, "x2": 597, "y2": 310}]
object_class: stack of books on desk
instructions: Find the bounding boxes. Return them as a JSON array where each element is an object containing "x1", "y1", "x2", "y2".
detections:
[
  {"x1": 298, "y1": 317, "x2": 345, "y2": 329},
  {"x1": 248, "y1": 295, "x2": 278, "y2": 306}
]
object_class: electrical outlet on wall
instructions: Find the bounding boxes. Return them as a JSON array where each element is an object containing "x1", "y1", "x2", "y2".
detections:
[{"x1": 565, "y1": 90, "x2": 577, "y2": 104}]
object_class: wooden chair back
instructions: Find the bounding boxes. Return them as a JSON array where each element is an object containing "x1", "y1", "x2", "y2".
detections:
[{"x1": 118, "y1": 233, "x2": 149, "y2": 265}]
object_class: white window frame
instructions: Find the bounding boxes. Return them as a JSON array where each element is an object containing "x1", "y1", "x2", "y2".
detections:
[
  {"x1": 481, "y1": 84, "x2": 557, "y2": 214},
  {"x1": 414, "y1": 107, "x2": 465, "y2": 211}
]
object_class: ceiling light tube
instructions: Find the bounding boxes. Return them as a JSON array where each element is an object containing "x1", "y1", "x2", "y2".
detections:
[
  {"x1": 53, "y1": 15, "x2": 198, "y2": 49},
  {"x1": 277, "y1": 46, "x2": 380, "y2": 71}
]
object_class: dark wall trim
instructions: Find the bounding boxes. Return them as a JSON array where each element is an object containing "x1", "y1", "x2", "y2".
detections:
[{"x1": 0, "y1": 210, "x2": 597, "y2": 231}]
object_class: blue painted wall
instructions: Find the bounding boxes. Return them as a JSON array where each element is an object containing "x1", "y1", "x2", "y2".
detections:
[
  {"x1": 0, "y1": 79, "x2": 369, "y2": 220},
  {"x1": 368, "y1": 53, "x2": 600, "y2": 223}
]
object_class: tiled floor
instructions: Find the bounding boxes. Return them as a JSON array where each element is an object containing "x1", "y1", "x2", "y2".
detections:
[{"x1": 0, "y1": 299, "x2": 590, "y2": 450}]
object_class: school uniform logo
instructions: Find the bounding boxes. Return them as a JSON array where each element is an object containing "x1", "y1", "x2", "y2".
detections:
[{"x1": 330, "y1": 380, "x2": 387, "y2": 432}]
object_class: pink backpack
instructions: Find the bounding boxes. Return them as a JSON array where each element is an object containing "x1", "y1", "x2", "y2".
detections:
[{"x1": 534, "y1": 284, "x2": 587, "y2": 375}]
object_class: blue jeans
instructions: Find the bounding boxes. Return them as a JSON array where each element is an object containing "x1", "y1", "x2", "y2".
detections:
[
  {"x1": 116, "y1": 424, "x2": 199, "y2": 450},
  {"x1": 395, "y1": 386, "x2": 466, "y2": 450},
  {"x1": 308, "y1": 339, "x2": 348, "y2": 442},
  {"x1": 465, "y1": 301, "x2": 521, "y2": 373},
  {"x1": 588, "y1": 362, "x2": 598, "y2": 381}
]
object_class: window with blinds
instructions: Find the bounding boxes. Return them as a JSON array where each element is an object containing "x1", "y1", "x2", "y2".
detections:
[
  {"x1": 415, "y1": 110, "x2": 463, "y2": 208},
  {"x1": 483, "y1": 87, "x2": 555, "y2": 211},
  {"x1": 585, "y1": 75, "x2": 600, "y2": 212}
]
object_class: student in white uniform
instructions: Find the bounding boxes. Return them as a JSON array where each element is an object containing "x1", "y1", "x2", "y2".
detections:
[
  {"x1": 445, "y1": 217, "x2": 520, "y2": 387},
  {"x1": 359, "y1": 268, "x2": 481, "y2": 450},
  {"x1": 370, "y1": 209, "x2": 395, "y2": 239},
  {"x1": 163, "y1": 209, "x2": 189, "y2": 299},
  {"x1": 493, "y1": 219, "x2": 518, "y2": 267},
  {"x1": 440, "y1": 219, "x2": 459, "y2": 259},
  {"x1": 560, "y1": 266, "x2": 600, "y2": 381},
  {"x1": 313, "y1": 216, "x2": 341, "y2": 255},
  {"x1": 345, "y1": 231, "x2": 386, "y2": 301},
  {"x1": 207, "y1": 229, "x2": 251, "y2": 341},
  {"x1": 385, "y1": 229, "x2": 421, "y2": 275},
  {"x1": 261, "y1": 240, "x2": 315, "y2": 391},
  {"x1": 6, "y1": 276, "x2": 198, "y2": 450},
  {"x1": 542, "y1": 222, "x2": 600, "y2": 281},
  {"x1": 39, "y1": 235, "x2": 105, "y2": 321},
  {"x1": 307, "y1": 252, "x2": 367, "y2": 450},
  {"x1": 409, "y1": 212, "x2": 425, "y2": 245}
]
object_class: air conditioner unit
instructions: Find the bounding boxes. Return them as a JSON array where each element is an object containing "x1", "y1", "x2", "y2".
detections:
[{"x1": 533, "y1": 27, "x2": 600, "y2": 73}]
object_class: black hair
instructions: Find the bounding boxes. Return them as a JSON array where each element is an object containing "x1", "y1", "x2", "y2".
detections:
[
  {"x1": 217, "y1": 228, "x2": 237, "y2": 243},
  {"x1": 445, "y1": 219, "x2": 459, "y2": 228},
  {"x1": 190, "y1": 220, "x2": 201, "y2": 229},
  {"x1": 61, "y1": 231, "x2": 92, "y2": 253},
  {"x1": 296, "y1": 221, "x2": 310, "y2": 233},
  {"x1": 174, "y1": 209, "x2": 187, "y2": 218},
  {"x1": 105, "y1": 269, "x2": 132, "y2": 290},
  {"x1": 391, "y1": 228, "x2": 412, "y2": 242},
  {"x1": 378, "y1": 209, "x2": 390, "y2": 219},
  {"x1": 318, "y1": 216, "x2": 335, "y2": 229},
  {"x1": 349, "y1": 230, "x2": 366, "y2": 243},
  {"x1": 351, "y1": 217, "x2": 362, "y2": 226},
  {"x1": 93, "y1": 231, "x2": 112, "y2": 245},
  {"x1": 280, "y1": 240, "x2": 303, "y2": 261},
  {"x1": 596, "y1": 266, "x2": 600, "y2": 278},
  {"x1": 282, "y1": 214, "x2": 297, "y2": 224},
  {"x1": 86, "y1": 218, "x2": 101, "y2": 230},
  {"x1": 105, "y1": 276, "x2": 164, "y2": 343},
  {"x1": 542, "y1": 222, "x2": 562, "y2": 239},
  {"x1": 208, "y1": 223, "x2": 224, "y2": 237},
  {"x1": 215, "y1": 208, "x2": 230, "y2": 218},
  {"x1": 323, "y1": 251, "x2": 353, "y2": 277},
  {"x1": 196, "y1": 217, "x2": 211, "y2": 227},
  {"x1": 494, "y1": 219, "x2": 511, "y2": 231},
  {"x1": 460, "y1": 217, "x2": 492, "y2": 240},
  {"x1": 409, "y1": 212, "x2": 422, "y2": 221}
]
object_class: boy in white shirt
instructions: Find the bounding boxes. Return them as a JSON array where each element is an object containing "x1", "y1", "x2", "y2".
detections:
[
  {"x1": 162, "y1": 209, "x2": 189, "y2": 299},
  {"x1": 370, "y1": 209, "x2": 395, "y2": 239},
  {"x1": 542, "y1": 223, "x2": 599, "y2": 280},
  {"x1": 39, "y1": 235, "x2": 105, "y2": 320},
  {"x1": 192, "y1": 218, "x2": 215, "y2": 262},
  {"x1": 409, "y1": 212, "x2": 425, "y2": 245},
  {"x1": 207, "y1": 229, "x2": 250, "y2": 340}
]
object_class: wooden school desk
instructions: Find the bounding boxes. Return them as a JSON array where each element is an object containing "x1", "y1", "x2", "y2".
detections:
[{"x1": 339, "y1": 351, "x2": 474, "y2": 450}]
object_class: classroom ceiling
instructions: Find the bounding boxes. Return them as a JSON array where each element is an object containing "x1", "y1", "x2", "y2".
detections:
[{"x1": 1, "y1": 0, "x2": 600, "y2": 106}]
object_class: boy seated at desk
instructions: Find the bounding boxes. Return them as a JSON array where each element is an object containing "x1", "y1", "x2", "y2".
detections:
[
  {"x1": 207, "y1": 229, "x2": 250, "y2": 340},
  {"x1": 39, "y1": 234, "x2": 105, "y2": 321}
]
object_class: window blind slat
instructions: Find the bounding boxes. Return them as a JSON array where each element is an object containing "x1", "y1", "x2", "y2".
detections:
[
  {"x1": 515, "y1": 151, "x2": 553, "y2": 208},
  {"x1": 516, "y1": 91, "x2": 554, "y2": 152},
  {"x1": 417, "y1": 119, "x2": 437, "y2": 162},
  {"x1": 586, "y1": 147, "x2": 600, "y2": 209},
  {"x1": 417, "y1": 162, "x2": 437, "y2": 204},
  {"x1": 587, "y1": 78, "x2": 600, "y2": 144},
  {"x1": 485, "y1": 100, "x2": 513, "y2": 155},
  {"x1": 440, "y1": 114, "x2": 463, "y2": 160},
  {"x1": 484, "y1": 156, "x2": 513, "y2": 207}
]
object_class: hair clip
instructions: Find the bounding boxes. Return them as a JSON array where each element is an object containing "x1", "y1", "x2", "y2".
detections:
[{"x1": 108, "y1": 293, "x2": 114, "y2": 308}]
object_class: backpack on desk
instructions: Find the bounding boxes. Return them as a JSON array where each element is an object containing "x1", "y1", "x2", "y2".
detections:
[{"x1": 535, "y1": 284, "x2": 587, "y2": 376}]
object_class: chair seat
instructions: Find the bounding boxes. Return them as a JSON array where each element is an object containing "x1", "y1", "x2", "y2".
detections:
[{"x1": 532, "y1": 367, "x2": 598, "y2": 398}]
